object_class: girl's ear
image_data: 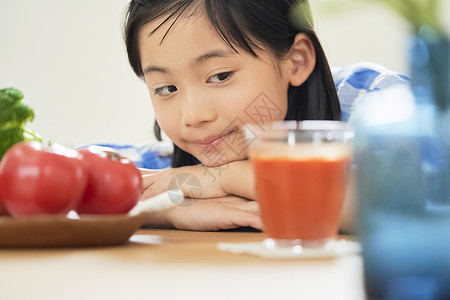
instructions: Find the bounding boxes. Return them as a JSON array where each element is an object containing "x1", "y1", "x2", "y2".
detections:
[{"x1": 288, "y1": 33, "x2": 316, "y2": 87}]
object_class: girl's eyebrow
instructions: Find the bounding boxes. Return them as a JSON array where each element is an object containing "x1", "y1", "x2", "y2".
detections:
[
  {"x1": 144, "y1": 66, "x2": 167, "y2": 75},
  {"x1": 193, "y1": 49, "x2": 234, "y2": 66},
  {"x1": 143, "y1": 49, "x2": 235, "y2": 75}
]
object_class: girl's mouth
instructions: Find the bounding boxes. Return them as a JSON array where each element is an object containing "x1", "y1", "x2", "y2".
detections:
[{"x1": 194, "y1": 129, "x2": 236, "y2": 149}]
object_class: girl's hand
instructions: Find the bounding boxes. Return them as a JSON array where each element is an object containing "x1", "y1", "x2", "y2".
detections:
[
  {"x1": 140, "y1": 160, "x2": 256, "y2": 200},
  {"x1": 139, "y1": 168, "x2": 164, "y2": 175},
  {"x1": 141, "y1": 165, "x2": 227, "y2": 200},
  {"x1": 141, "y1": 196, "x2": 263, "y2": 231}
]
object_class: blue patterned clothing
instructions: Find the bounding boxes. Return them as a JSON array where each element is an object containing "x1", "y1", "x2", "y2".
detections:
[{"x1": 332, "y1": 61, "x2": 410, "y2": 124}]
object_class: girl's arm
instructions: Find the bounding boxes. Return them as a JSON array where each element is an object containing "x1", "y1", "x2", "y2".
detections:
[
  {"x1": 140, "y1": 195, "x2": 262, "y2": 231},
  {"x1": 140, "y1": 160, "x2": 255, "y2": 201},
  {"x1": 218, "y1": 160, "x2": 256, "y2": 200},
  {"x1": 139, "y1": 162, "x2": 260, "y2": 231}
]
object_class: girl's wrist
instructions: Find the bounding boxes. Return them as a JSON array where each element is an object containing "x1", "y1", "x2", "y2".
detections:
[
  {"x1": 216, "y1": 162, "x2": 234, "y2": 196},
  {"x1": 218, "y1": 160, "x2": 255, "y2": 200}
]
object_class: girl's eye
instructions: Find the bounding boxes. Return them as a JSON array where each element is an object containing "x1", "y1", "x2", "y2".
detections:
[
  {"x1": 207, "y1": 71, "x2": 233, "y2": 84},
  {"x1": 154, "y1": 85, "x2": 177, "y2": 96}
]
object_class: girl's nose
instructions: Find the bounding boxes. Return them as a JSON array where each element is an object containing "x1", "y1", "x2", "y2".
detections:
[{"x1": 182, "y1": 93, "x2": 217, "y2": 127}]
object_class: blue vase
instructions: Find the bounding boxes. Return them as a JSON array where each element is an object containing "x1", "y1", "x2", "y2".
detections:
[{"x1": 357, "y1": 26, "x2": 450, "y2": 299}]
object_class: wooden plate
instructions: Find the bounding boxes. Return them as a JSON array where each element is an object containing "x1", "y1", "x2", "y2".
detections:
[
  {"x1": 0, "y1": 214, "x2": 145, "y2": 248},
  {"x1": 0, "y1": 190, "x2": 183, "y2": 248}
]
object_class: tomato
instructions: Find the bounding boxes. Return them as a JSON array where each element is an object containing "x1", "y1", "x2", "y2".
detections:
[
  {"x1": 76, "y1": 146, "x2": 142, "y2": 215},
  {"x1": 0, "y1": 173, "x2": 10, "y2": 216},
  {"x1": 0, "y1": 200, "x2": 9, "y2": 216},
  {"x1": 0, "y1": 141, "x2": 87, "y2": 216}
]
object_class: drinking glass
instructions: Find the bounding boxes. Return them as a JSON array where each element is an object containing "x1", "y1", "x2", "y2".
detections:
[{"x1": 246, "y1": 121, "x2": 354, "y2": 252}]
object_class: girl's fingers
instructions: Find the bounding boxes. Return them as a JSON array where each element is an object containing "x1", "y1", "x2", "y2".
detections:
[
  {"x1": 161, "y1": 196, "x2": 263, "y2": 231},
  {"x1": 141, "y1": 173, "x2": 161, "y2": 192},
  {"x1": 141, "y1": 171, "x2": 179, "y2": 199},
  {"x1": 241, "y1": 200, "x2": 261, "y2": 215},
  {"x1": 217, "y1": 197, "x2": 261, "y2": 215},
  {"x1": 139, "y1": 168, "x2": 163, "y2": 175},
  {"x1": 141, "y1": 165, "x2": 229, "y2": 201},
  {"x1": 228, "y1": 210, "x2": 264, "y2": 230},
  {"x1": 212, "y1": 198, "x2": 263, "y2": 230},
  {"x1": 141, "y1": 185, "x2": 163, "y2": 200}
]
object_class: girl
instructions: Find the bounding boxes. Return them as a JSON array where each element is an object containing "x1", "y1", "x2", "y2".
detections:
[{"x1": 123, "y1": 0, "x2": 348, "y2": 231}]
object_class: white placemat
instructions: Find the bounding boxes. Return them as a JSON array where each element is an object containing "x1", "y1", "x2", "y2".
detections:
[{"x1": 217, "y1": 239, "x2": 361, "y2": 259}]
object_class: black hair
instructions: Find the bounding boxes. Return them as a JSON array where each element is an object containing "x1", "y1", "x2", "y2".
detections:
[{"x1": 124, "y1": 0, "x2": 341, "y2": 168}]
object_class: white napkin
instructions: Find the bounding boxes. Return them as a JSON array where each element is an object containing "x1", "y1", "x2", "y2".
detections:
[{"x1": 217, "y1": 239, "x2": 361, "y2": 259}]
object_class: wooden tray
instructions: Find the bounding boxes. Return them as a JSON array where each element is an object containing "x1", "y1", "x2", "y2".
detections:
[{"x1": 0, "y1": 214, "x2": 146, "y2": 248}]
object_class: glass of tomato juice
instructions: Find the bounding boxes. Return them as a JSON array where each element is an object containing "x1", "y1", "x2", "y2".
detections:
[{"x1": 246, "y1": 121, "x2": 354, "y2": 251}]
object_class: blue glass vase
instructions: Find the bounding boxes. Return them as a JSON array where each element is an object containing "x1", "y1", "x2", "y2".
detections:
[{"x1": 357, "y1": 26, "x2": 450, "y2": 300}]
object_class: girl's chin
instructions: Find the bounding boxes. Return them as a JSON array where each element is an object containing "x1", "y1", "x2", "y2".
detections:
[{"x1": 195, "y1": 151, "x2": 248, "y2": 167}]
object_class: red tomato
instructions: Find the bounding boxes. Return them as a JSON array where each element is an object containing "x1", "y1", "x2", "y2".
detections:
[
  {"x1": 0, "y1": 173, "x2": 8, "y2": 216},
  {"x1": 0, "y1": 141, "x2": 87, "y2": 216},
  {"x1": 76, "y1": 146, "x2": 142, "y2": 215},
  {"x1": 0, "y1": 173, "x2": 10, "y2": 216},
  {"x1": 0, "y1": 200, "x2": 9, "y2": 216}
]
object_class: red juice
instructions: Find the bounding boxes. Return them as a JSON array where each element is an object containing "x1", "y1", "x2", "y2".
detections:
[{"x1": 252, "y1": 155, "x2": 351, "y2": 241}]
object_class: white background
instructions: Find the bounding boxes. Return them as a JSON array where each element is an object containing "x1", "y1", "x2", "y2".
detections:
[{"x1": 1, "y1": 0, "x2": 449, "y2": 148}]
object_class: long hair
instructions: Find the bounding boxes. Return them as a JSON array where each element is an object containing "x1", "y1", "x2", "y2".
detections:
[{"x1": 124, "y1": 0, "x2": 341, "y2": 168}]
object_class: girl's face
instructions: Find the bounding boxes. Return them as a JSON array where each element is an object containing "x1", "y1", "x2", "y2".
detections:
[{"x1": 138, "y1": 13, "x2": 291, "y2": 167}]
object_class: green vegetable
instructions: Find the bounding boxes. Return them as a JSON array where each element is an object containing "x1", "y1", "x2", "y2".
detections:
[{"x1": 0, "y1": 87, "x2": 41, "y2": 160}]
